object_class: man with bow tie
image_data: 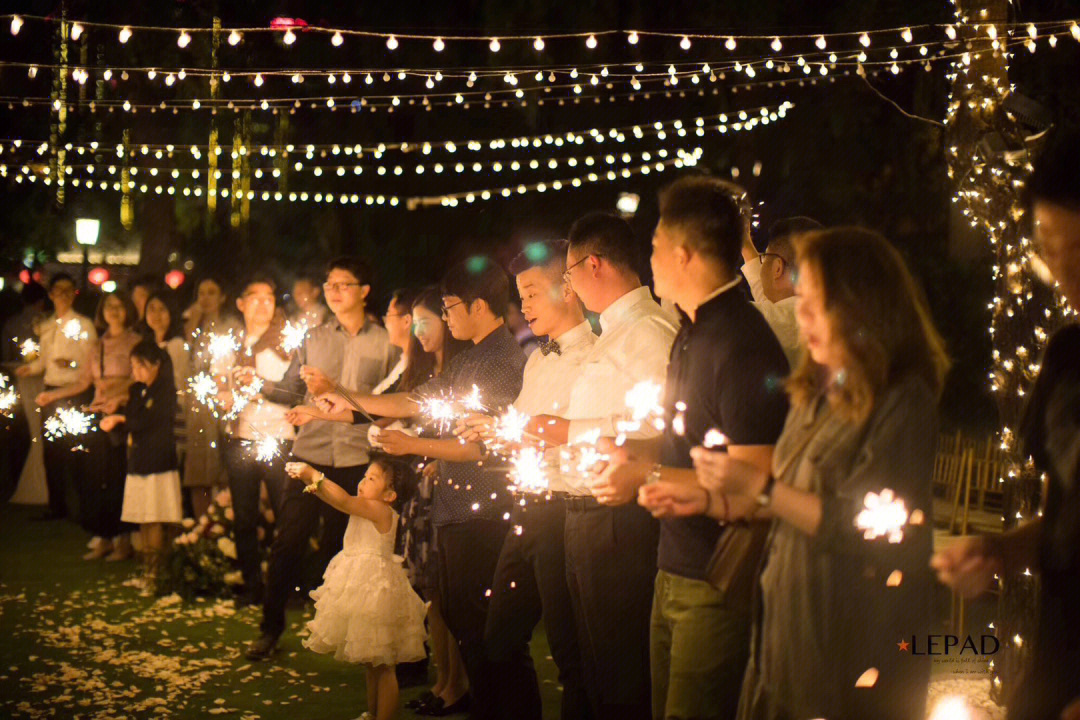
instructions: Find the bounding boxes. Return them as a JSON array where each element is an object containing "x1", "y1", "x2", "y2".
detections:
[{"x1": 458, "y1": 238, "x2": 596, "y2": 720}]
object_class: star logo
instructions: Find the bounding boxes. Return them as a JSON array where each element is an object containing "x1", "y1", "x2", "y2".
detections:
[{"x1": 897, "y1": 639, "x2": 910, "y2": 652}]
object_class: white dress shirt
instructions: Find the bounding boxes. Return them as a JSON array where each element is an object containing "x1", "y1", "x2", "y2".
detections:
[
  {"x1": 512, "y1": 321, "x2": 597, "y2": 493},
  {"x1": 741, "y1": 259, "x2": 801, "y2": 369},
  {"x1": 25, "y1": 310, "x2": 98, "y2": 387},
  {"x1": 233, "y1": 334, "x2": 295, "y2": 441},
  {"x1": 565, "y1": 286, "x2": 679, "y2": 493}
]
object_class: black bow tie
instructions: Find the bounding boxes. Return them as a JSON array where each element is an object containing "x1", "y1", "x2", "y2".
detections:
[{"x1": 539, "y1": 339, "x2": 561, "y2": 356}]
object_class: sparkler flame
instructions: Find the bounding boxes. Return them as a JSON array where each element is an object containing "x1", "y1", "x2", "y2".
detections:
[
  {"x1": 494, "y1": 406, "x2": 531, "y2": 446},
  {"x1": 703, "y1": 429, "x2": 728, "y2": 449},
  {"x1": 19, "y1": 338, "x2": 40, "y2": 358},
  {"x1": 206, "y1": 332, "x2": 240, "y2": 361},
  {"x1": 0, "y1": 376, "x2": 18, "y2": 418},
  {"x1": 510, "y1": 446, "x2": 549, "y2": 493},
  {"x1": 188, "y1": 372, "x2": 220, "y2": 407},
  {"x1": 281, "y1": 321, "x2": 309, "y2": 354},
  {"x1": 624, "y1": 380, "x2": 663, "y2": 421},
  {"x1": 855, "y1": 488, "x2": 910, "y2": 543},
  {"x1": 251, "y1": 434, "x2": 282, "y2": 464},
  {"x1": 43, "y1": 406, "x2": 97, "y2": 440},
  {"x1": 61, "y1": 318, "x2": 88, "y2": 341},
  {"x1": 461, "y1": 384, "x2": 486, "y2": 412}
]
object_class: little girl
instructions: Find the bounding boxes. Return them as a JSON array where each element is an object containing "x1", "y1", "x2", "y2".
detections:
[
  {"x1": 100, "y1": 340, "x2": 181, "y2": 590},
  {"x1": 286, "y1": 455, "x2": 427, "y2": 720}
]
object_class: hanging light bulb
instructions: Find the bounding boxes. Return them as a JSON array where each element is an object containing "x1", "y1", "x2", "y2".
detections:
[
  {"x1": 10, "y1": 15, "x2": 23, "y2": 35},
  {"x1": 627, "y1": 31, "x2": 639, "y2": 45},
  {"x1": 725, "y1": 36, "x2": 737, "y2": 50},
  {"x1": 901, "y1": 27, "x2": 913, "y2": 43},
  {"x1": 177, "y1": 30, "x2": 191, "y2": 48},
  {"x1": 331, "y1": 31, "x2": 343, "y2": 46},
  {"x1": 533, "y1": 36, "x2": 545, "y2": 51},
  {"x1": 119, "y1": 26, "x2": 132, "y2": 43},
  {"x1": 770, "y1": 36, "x2": 782, "y2": 52},
  {"x1": 103, "y1": 69, "x2": 112, "y2": 80},
  {"x1": 283, "y1": 28, "x2": 296, "y2": 45},
  {"x1": 433, "y1": 37, "x2": 445, "y2": 51},
  {"x1": 70, "y1": 22, "x2": 85, "y2": 41},
  {"x1": 254, "y1": 73, "x2": 264, "y2": 87},
  {"x1": 342, "y1": 72, "x2": 351, "y2": 83},
  {"x1": 945, "y1": 25, "x2": 957, "y2": 40},
  {"x1": 1071, "y1": 22, "x2": 1080, "y2": 41},
  {"x1": 986, "y1": 25, "x2": 997, "y2": 40},
  {"x1": 386, "y1": 35, "x2": 398, "y2": 50},
  {"x1": 680, "y1": 36, "x2": 692, "y2": 50},
  {"x1": 815, "y1": 35, "x2": 827, "y2": 50},
  {"x1": 228, "y1": 30, "x2": 242, "y2": 46},
  {"x1": 859, "y1": 32, "x2": 871, "y2": 47},
  {"x1": 489, "y1": 37, "x2": 501, "y2": 52},
  {"x1": 222, "y1": 71, "x2": 231, "y2": 82},
  {"x1": 586, "y1": 35, "x2": 598, "y2": 49}
]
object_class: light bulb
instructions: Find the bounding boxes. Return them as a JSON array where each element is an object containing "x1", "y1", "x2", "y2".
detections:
[
  {"x1": 283, "y1": 29, "x2": 296, "y2": 45},
  {"x1": 386, "y1": 35, "x2": 398, "y2": 50},
  {"x1": 859, "y1": 32, "x2": 871, "y2": 47},
  {"x1": 816, "y1": 35, "x2": 827, "y2": 50},
  {"x1": 901, "y1": 27, "x2": 913, "y2": 43},
  {"x1": 946, "y1": 25, "x2": 957, "y2": 40},
  {"x1": 433, "y1": 37, "x2": 445, "y2": 52},
  {"x1": 10, "y1": 15, "x2": 22, "y2": 35},
  {"x1": 680, "y1": 36, "x2": 692, "y2": 50},
  {"x1": 586, "y1": 35, "x2": 598, "y2": 49},
  {"x1": 771, "y1": 37, "x2": 782, "y2": 52},
  {"x1": 254, "y1": 74, "x2": 264, "y2": 87},
  {"x1": 725, "y1": 36, "x2": 736, "y2": 50},
  {"x1": 628, "y1": 31, "x2": 639, "y2": 45},
  {"x1": 533, "y1": 36, "x2": 545, "y2": 51},
  {"x1": 489, "y1": 37, "x2": 501, "y2": 52},
  {"x1": 228, "y1": 30, "x2": 241, "y2": 45},
  {"x1": 177, "y1": 30, "x2": 191, "y2": 48},
  {"x1": 331, "y1": 31, "x2": 343, "y2": 46},
  {"x1": 119, "y1": 26, "x2": 132, "y2": 43}
]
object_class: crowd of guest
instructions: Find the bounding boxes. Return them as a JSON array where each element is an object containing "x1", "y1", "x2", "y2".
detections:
[{"x1": 2, "y1": 128, "x2": 1079, "y2": 720}]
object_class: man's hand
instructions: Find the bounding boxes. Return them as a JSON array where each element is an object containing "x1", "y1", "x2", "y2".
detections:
[
  {"x1": 34, "y1": 390, "x2": 55, "y2": 407},
  {"x1": 638, "y1": 481, "x2": 709, "y2": 518},
  {"x1": 590, "y1": 458, "x2": 648, "y2": 506},
  {"x1": 930, "y1": 535, "x2": 1003, "y2": 599},
  {"x1": 231, "y1": 366, "x2": 259, "y2": 389},
  {"x1": 99, "y1": 414, "x2": 123, "y2": 433},
  {"x1": 316, "y1": 392, "x2": 352, "y2": 415},
  {"x1": 300, "y1": 365, "x2": 334, "y2": 396},
  {"x1": 377, "y1": 429, "x2": 417, "y2": 456},
  {"x1": 455, "y1": 413, "x2": 495, "y2": 444},
  {"x1": 690, "y1": 447, "x2": 768, "y2": 498},
  {"x1": 14, "y1": 365, "x2": 34, "y2": 378}
]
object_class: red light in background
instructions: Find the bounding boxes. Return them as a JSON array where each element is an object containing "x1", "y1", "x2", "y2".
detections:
[
  {"x1": 164, "y1": 270, "x2": 186, "y2": 289},
  {"x1": 88, "y1": 267, "x2": 110, "y2": 286},
  {"x1": 19, "y1": 269, "x2": 30, "y2": 284}
]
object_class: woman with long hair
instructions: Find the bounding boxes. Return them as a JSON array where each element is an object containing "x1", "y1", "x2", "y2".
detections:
[
  {"x1": 642, "y1": 227, "x2": 950, "y2": 720},
  {"x1": 142, "y1": 291, "x2": 190, "y2": 469}
]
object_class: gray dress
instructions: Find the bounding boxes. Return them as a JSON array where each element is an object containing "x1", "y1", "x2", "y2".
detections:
[{"x1": 737, "y1": 374, "x2": 936, "y2": 720}]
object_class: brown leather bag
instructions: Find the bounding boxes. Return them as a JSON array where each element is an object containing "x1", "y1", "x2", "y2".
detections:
[{"x1": 704, "y1": 520, "x2": 771, "y2": 613}]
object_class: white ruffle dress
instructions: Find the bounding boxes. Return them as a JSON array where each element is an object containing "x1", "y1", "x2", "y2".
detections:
[{"x1": 304, "y1": 509, "x2": 428, "y2": 666}]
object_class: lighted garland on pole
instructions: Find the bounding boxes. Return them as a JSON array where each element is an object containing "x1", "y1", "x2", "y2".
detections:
[{"x1": 944, "y1": 0, "x2": 1076, "y2": 705}]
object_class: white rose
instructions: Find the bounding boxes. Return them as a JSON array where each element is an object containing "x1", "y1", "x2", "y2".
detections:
[
  {"x1": 224, "y1": 508, "x2": 235, "y2": 522},
  {"x1": 217, "y1": 537, "x2": 237, "y2": 559}
]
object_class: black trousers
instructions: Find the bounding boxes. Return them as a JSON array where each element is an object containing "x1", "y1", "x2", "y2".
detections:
[
  {"x1": 564, "y1": 499, "x2": 659, "y2": 720},
  {"x1": 223, "y1": 437, "x2": 290, "y2": 593},
  {"x1": 41, "y1": 389, "x2": 93, "y2": 519},
  {"x1": 436, "y1": 517, "x2": 512, "y2": 720},
  {"x1": 78, "y1": 428, "x2": 132, "y2": 538},
  {"x1": 260, "y1": 459, "x2": 364, "y2": 637},
  {"x1": 485, "y1": 496, "x2": 591, "y2": 720}
]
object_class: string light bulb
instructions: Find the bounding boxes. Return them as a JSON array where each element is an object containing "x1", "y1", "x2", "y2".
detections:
[
  {"x1": 725, "y1": 36, "x2": 737, "y2": 50},
  {"x1": 386, "y1": 35, "x2": 398, "y2": 50},
  {"x1": 10, "y1": 15, "x2": 23, "y2": 35},
  {"x1": 946, "y1": 25, "x2": 957, "y2": 40},
  {"x1": 627, "y1": 31, "x2": 639, "y2": 45},
  {"x1": 489, "y1": 37, "x2": 501, "y2": 52},
  {"x1": 680, "y1": 36, "x2": 692, "y2": 50},
  {"x1": 815, "y1": 35, "x2": 827, "y2": 50},
  {"x1": 902, "y1": 27, "x2": 913, "y2": 42},
  {"x1": 71, "y1": 22, "x2": 84, "y2": 41},
  {"x1": 119, "y1": 26, "x2": 132, "y2": 43},
  {"x1": 228, "y1": 30, "x2": 241, "y2": 45},
  {"x1": 254, "y1": 74, "x2": 264, "y2": 87},
  {"x1": 533, "y1": 36, "x2": 545, "y2": 51},
  {"x1": 177, "y1": 30, "x2": 191, "y2": 48},
  {"x1": 770, "y1": 37, "x2": 782, "y2": 52},
  {"x1": 283, "y1": 28, "x2": 296, "y2": 45},
  {"x1": 331, "y1": 31, "x2": 343, "y2": 46},
  {"x1": 1071, "y1": 22, "x2": 1080, "y2": 41},
  {"x1": 859, "y1": 32, "x2": 871, "y2": 47},
  {"x1": 433, "y1": 37, "x2": 445, "y2": 52},
  {"x1": 586, "y1": 34, "x2": 598, "y2": 49}
]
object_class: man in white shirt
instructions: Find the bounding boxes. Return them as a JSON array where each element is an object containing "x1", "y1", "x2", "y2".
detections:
[
  {"x1": 222, "y1": 276, "x2": 297, "y2": 608},
  {"x1": 16, "y1": 272, "x2": 98, "y2": 521},
  {"x1": 458, "y1": 239, "x2": 596, "y2": 720},
  {"x1": 739, "y1": 216, "x2": 823, "y2": 369},
  {"x1": 528, "y1": 213, "x2": 679, "y2": 720}
]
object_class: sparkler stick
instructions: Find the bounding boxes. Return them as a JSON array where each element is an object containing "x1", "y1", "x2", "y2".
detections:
[{"x1": 329, "y1": 379, "x2": 378, "y2": 423}]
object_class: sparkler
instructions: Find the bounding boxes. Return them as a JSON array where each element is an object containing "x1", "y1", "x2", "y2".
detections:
[
  {"x1": 855, "y1": 488, "x2": 910, "y2": 543},
  {"x1": 0, "y1": 376, "x2": 18, "y2": 419},
  {"x1": 703, "y1": 429, "x2": 729, "y2": 449},
  {"x1": 249, "y1": 433, "x2": 282, "y2": 464},
  {"x1": 461, "y1": 384, "x2": 487, "y2": 413},
  {"x1": 188, "y1": 371, "x2": 220, "y2": 409},
  {"x1": 614, "y1": 379, "x2": 666, "y2": 442},
  {"x1": 43, "y1": 406, "x2": 97, "y2": 441},
  {"x1": 281, "y1": 320, "x2": 309, "y2": 355},
  {"x1": 206, "y1": 332, "x2": 240, "y2": 364},
  {"x1": 509, "y1": 446, "x2": 549, "y2": 493},
  {"x1": 61, "y1": 318, "x2": 89, "y2": 341},
  {"x1": 493, "y1": 406, "x2": 532, "y2": 447},
  {"x1": 19, "y1": 337, "x2": 40, "y2": 359},
  {"x1": 415, "y1": 386, "x2": 487, "y2": 435}
]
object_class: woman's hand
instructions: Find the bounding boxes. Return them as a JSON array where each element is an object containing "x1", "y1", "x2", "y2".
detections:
[
  {"x1": 34, "y1": 390, "x2": 56, "y2": 407},
  {"x1": 455, "y1": 413, "x2": 495, "y2": 444},
  {"x1": 315, "y1": 392, "x2": 352, "y2": 415},
  {"x1": 590, "y1": 457, "x2": 648, "y2": 506},
  {"x1": 99, "y1": 414, "x2": 123, "y2": 433},
  {"x1": 285, "y1": 406, "x2": 323, "y2": 426},
  {"x1": 930, "y1": 535, "x2": 1004, "y2": 599},
  {"x1": 377, "y1": 429, "x2": 417, "y2": 456},
  {"x1": 300, "y1": 365, "x2": 334, "y2": 396},
  {"x1": 690, "y1": 447, "x2": 768, "y2": 498},
  {"x1": 638, "y1": 481, "x2": 709, "y2": 518}
]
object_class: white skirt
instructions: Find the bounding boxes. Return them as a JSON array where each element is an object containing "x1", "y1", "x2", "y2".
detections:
[{"x1": 121, "y1": 470, "x2": 183, "y2": 524}]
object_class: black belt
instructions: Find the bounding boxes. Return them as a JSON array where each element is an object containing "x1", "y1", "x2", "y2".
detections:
[{"x1": 564, "y1": 495, "x2": 603, "y2": 512}]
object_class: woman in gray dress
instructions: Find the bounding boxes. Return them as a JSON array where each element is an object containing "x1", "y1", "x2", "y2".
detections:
[{"x1": 642, "y1": 227, "x2": 949, "y2": 720}]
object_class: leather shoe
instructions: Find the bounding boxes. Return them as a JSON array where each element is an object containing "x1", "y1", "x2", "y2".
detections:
[
  {"x1": 418, "y1": 693, "x2": 470, "y2": 716},
  {"x1": 245, "y1": 633, "x2": 280, "y2": 661}
]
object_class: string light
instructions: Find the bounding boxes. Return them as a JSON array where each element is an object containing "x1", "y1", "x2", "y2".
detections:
[
  {"x1": 433, "y1": 37, "x2": 445, "y2": 52},
  {"x1": 118, "y1": 26, "x2": 132, "y2": 43},
  {"x1": 331, "y1": 31, "x2": 343, "y2": 46},
  {"x1": 627, "y1": 31, "x2": 639, "y2": 45},
  {"x1": 10, "y1": 15, "x2": 22, "y2": 35},
  {"x1": 680, "y1": 36, "x2": 692, "y2": 50},
  {"x1": 282, "y1": 28, "x2": 296, "y2": 45},
  {"x1": 585, "y1": 34, "x2": 597, "y2": 49},
  {"x1": 70, "y1": 22, "x2": 84, "y2": 41},
  {"x1": 386, "y1": 35, "x2": 398, "y2": 50},
  {"x1": 177, "y1": 30, "x2": 191, "y2": 48},
  {"x1": 532, "y1": 36, "x2": 545, "y2": 51},
  {"x1": 489, "y1": 37, "x2": 501, "y2": 52},
  {"x1": 228, "y1": 29, "x2": 242, "y2": 45}
]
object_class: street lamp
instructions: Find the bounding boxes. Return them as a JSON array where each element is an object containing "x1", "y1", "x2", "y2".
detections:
[{"x1": 75, "y1": 218, "x2": 100, "y2": 289}]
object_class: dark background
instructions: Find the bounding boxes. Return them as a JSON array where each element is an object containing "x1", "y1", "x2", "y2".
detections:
[{"x1": 1, "y1": 0, "x2": 1079, "y2": 433}]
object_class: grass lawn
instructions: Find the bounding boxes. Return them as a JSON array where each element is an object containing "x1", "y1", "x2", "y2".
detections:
[{"x1": 0, "y1": 503, "x2": 563, "y2": 720}]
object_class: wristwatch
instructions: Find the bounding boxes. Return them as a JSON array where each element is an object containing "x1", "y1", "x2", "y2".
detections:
[{"x1": 755, "y1": 473, "x2": 777, "y2": 508}]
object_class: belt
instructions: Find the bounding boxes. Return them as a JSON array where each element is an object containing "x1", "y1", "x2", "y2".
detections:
[{"x1": 564, "y1": 495, "x2": 603, "y2": 512}]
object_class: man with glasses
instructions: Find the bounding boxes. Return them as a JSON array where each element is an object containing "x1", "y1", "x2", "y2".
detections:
[
  {"x1": 240, "y1": 257, "x2": 399, "y2": 661},
  {"x1": 16, "y1": 272, "x2": 97, "y2": 521},
  {"x1": 740, "y1": 216, "x2": 823, "y2": 368}
]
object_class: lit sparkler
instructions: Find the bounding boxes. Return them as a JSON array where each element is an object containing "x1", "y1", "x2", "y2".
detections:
[
  {"x1": 855, "y1": 488, "x2": 910, "y2": 543},
  {"x1": 419, "y1": 394, "x2": 459, "y2": 435},
  {"x1": 493, "y1": 406, "x2": 532, "y2": 447},
  {"x1": 461, "y1": 384, "x2": 486, "y2": 413},
  {"x1": 19, "y1": 338, "x2": 40, "y2": 359},
  {"x1": 0, "y1": 376, "x2": 18, "y2": 418},
  {"x1": 43, "y1": 406, "x2": 97, "y2": 441},
  {"x1": 61, "y1": 318, "x2": 89, "y2": 341},
  {"x1": 510, "y1": 446, "x2": 549, "y2": 493},
  {"x1": 206, "y1": 332, "x2": 240, "y2": 363},
  {"x1": 281, "y1": 320, "x2": 309, "y2": 354},
  {"x1": 615, "y1": 379, "x2": 666, "y2": 441},
  {"x1": 188, "y1": 372, "x2": 220, "y2": 408},
  {"x1": 703, "y1": 429, "x2": 729, "y2": 449},
  {"x1": 250, "y1": 433, "x2": 282, "y2": 464}
]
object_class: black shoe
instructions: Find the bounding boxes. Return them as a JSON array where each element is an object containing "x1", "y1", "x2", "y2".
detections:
[
  {"x1": 405, "y1": 691, "x2": 436, "y2": 710},
  {"x1": 245, "y1": 633, "x2": 279, "y2": 661},
  {"x1": 418, "y1": 693, "x2": 471, "y2": 717}
]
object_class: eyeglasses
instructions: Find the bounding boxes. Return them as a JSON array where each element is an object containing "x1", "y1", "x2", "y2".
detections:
[
  {"x1": 440, "y1": 300, "x2": 465, "y2": 319},
  {"x1": 758, "y1": 252, "x2": 787, "y2": 268},
  {"x1": 323, "y1": 282, "x2": 361, "y2": 293},
  {"x1": 563, "y1": 254, "x2": 600, "y2": 283}
]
